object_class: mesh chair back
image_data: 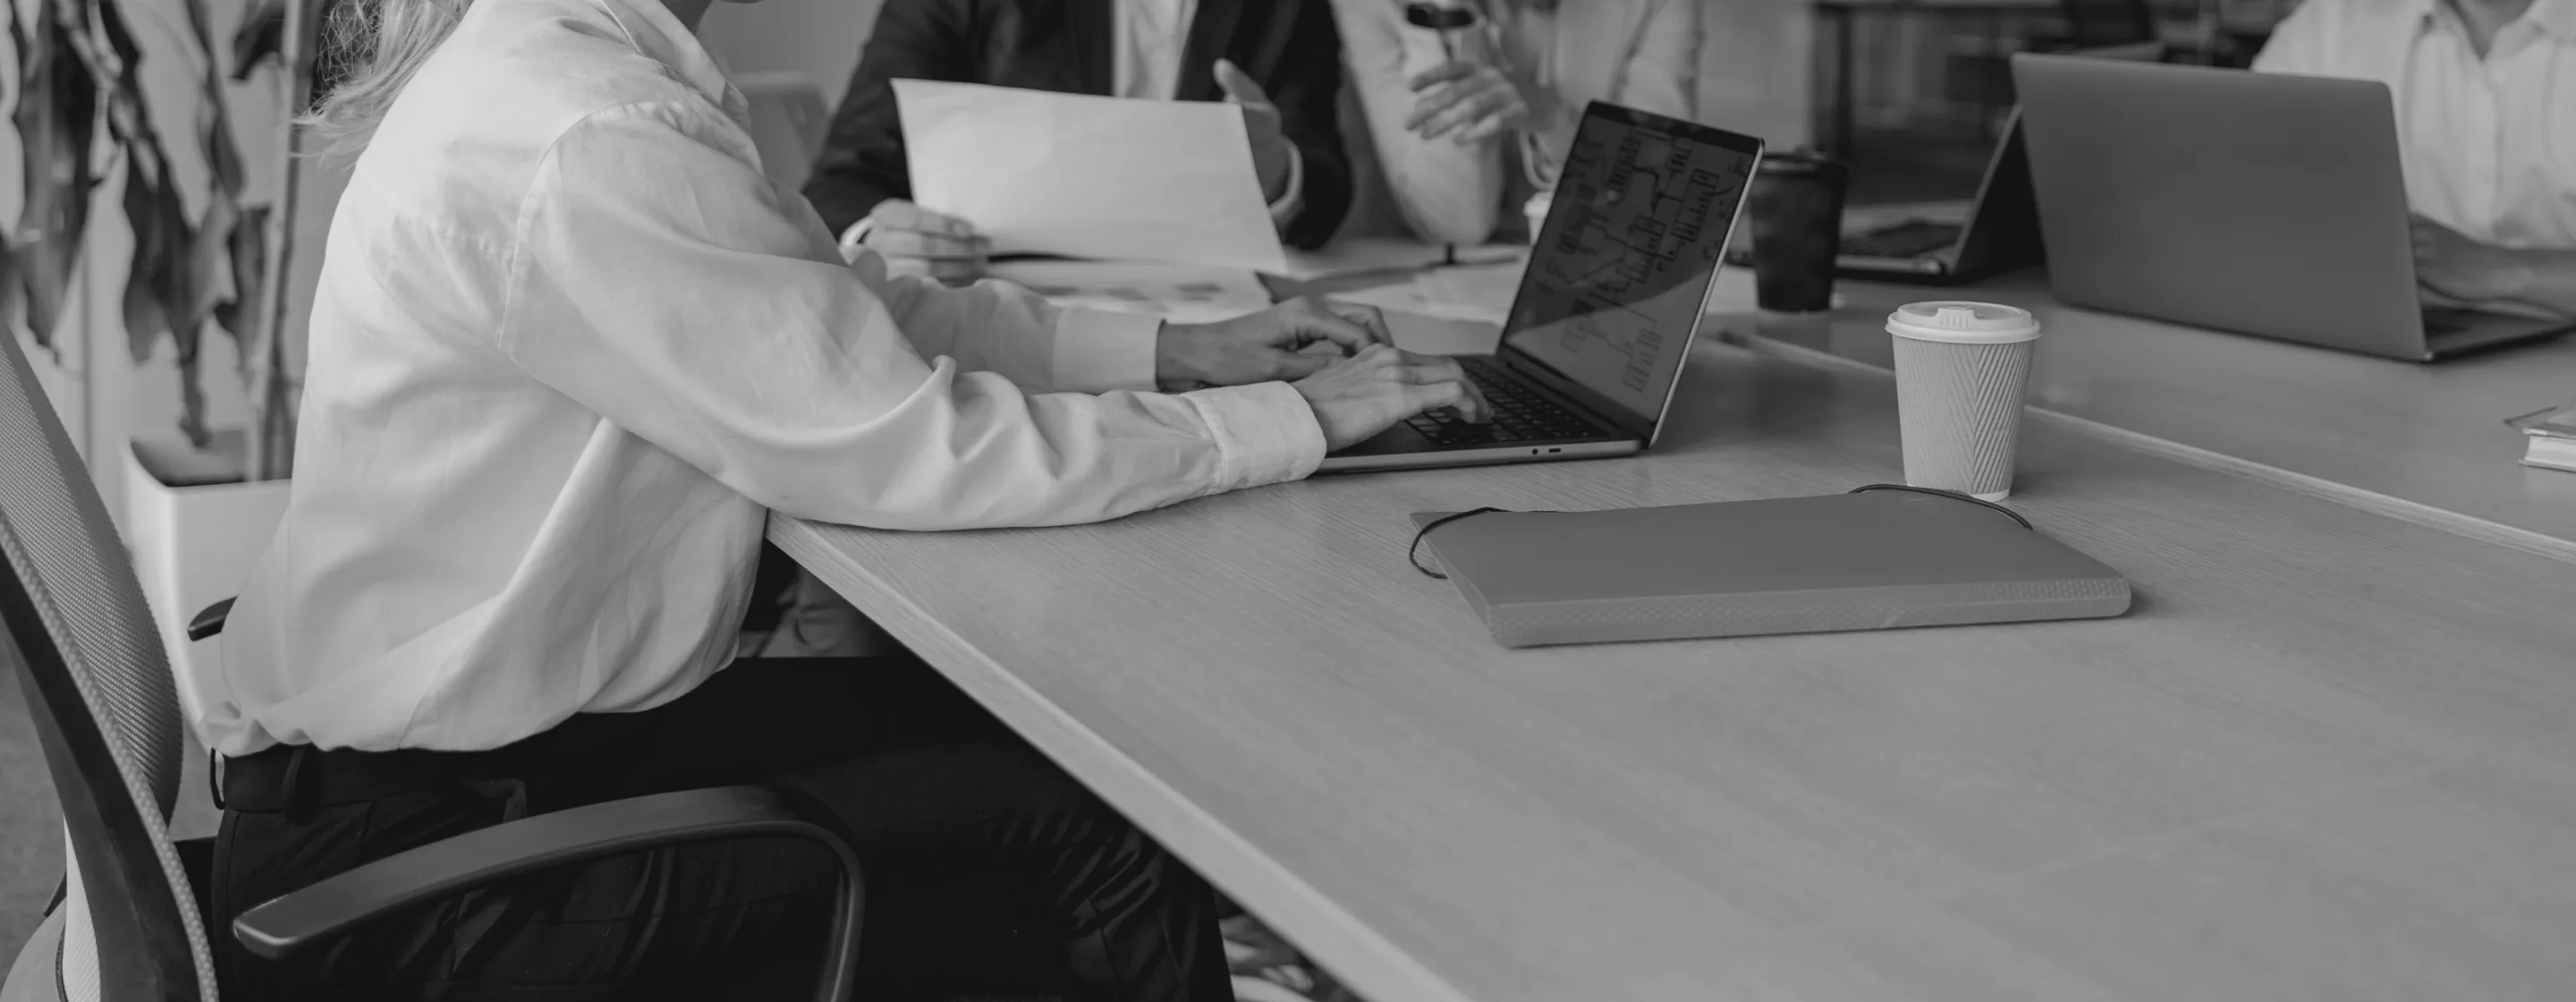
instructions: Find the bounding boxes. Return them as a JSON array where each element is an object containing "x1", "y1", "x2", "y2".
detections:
[{"x1": 0, "y1": 327, "x2": 217, "y2": 1002}]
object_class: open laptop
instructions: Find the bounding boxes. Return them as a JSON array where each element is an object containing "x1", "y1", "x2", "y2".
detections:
[
  {"x1": 1835, "y1": 43, "x2": 2164, "y2": 284},
  {"x1": 1833, "y1": 108, "x2": 2043, "y2": 284},
  {"x1": 2011, "y1": 54, "x2": 2575, "y2": 361},
  {"x1": 1318, "y1": 102, "x2": 1764, "y2": 472}
]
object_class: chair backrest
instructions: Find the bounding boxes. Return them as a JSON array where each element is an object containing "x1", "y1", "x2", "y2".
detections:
[
  {"x1": 0, "y1": 327, "x2": 216, "y2": 1002},
  {"x1": 2059, "y1": 0, "x2": 2157, "y2": 47}
]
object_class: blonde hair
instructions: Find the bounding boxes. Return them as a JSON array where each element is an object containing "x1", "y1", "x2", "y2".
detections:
[{"x1": 301, "y1": 0, "x2": 476, "y2": 161}]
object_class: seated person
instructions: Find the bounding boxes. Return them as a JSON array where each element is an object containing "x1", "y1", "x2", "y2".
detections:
[
  {"x1": 2254, "y1": 0, "x2": 2576, "y2": 316},
  {"x1": 196, "y1": 0, "x2": 1487, "y2": 998},
  {"x1": 805, "y1": 0, "x2": 1355, "y2": 281},
  {"x1": 1333, "y1": 0, "x2": 1700, "y2": 245}
]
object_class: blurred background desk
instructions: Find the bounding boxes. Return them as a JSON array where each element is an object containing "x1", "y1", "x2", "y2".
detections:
[
  {"x1": 774, "y1": 311, "x2": 2576, "y2": 1002},
  {"x1": 1815, "y1": 0, "x2": 2293, "y2": 201}
]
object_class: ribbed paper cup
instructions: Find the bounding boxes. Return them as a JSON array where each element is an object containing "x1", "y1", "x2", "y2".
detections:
[{"x1": 1887, "y1": 301, "x2": 2041, "y2": 501}]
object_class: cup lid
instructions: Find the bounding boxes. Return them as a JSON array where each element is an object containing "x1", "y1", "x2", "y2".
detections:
[{"x1": 1885, "y1": 301, "x2": 2041, "y2": 344}]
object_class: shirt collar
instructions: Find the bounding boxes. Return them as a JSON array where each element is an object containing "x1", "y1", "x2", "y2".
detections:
[{"x1": 592, "y1": 0, "x2": 750, "y2": 124}]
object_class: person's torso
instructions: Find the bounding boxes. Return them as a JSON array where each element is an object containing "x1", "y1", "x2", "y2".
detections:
[
  {"x1": 2292, "y1": 0, "x2": 2576, "y2": 246},
  {"x1": 205, "y1": 0, "x2": 842, "y2": 756},
  {"x1": 948, "y1": 0, "x2": 1311, "y2": 101}
]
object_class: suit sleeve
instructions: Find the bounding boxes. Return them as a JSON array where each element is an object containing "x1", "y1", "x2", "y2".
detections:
[
  {"x1": 1266, "y1": 0, "x2": 1355, "y2": 249},
  {"x1": 801, "y1": 0, "x2": 963, "y2": 236}
]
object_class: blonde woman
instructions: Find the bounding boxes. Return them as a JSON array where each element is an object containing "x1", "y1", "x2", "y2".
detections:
[
  {"x1": 1334, "y1": 0, "x2": 1702, "y2": 244},
  {"x1": 196, "y1": 0, "x2": 1490, "y2": 997}
]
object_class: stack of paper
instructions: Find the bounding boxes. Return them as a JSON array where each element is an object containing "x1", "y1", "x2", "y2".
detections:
[{"x1": 2509, "y1": 401, "x2": 2576, "y2": 472}]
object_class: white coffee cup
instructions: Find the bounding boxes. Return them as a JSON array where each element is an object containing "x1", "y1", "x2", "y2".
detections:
[{"x1": 1885, "y1": 301, "x2": 2042, "y2": 501}]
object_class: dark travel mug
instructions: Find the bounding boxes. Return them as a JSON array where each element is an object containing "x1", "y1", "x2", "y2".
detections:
[{"x1": 1747, "y1": 150, "x2": 1849, "y2": 314}]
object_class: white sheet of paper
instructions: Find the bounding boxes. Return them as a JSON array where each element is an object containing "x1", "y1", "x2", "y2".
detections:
[
  {"x1": 987, "y1": 259, "x2": 1273, "y2": 324},
  {"x1": 895, "y1": 81, "x2": 1287, "y2": 275}
]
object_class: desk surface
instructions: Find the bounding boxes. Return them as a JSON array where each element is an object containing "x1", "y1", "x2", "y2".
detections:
[
  {"x1": 1729, "y1": 271, "x2": 2576, "y2": 558},
  {"x1": 775, "y1": 335, "x2": 2576, "y2": 1002}
]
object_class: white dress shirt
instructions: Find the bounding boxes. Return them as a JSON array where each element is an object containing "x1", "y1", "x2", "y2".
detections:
[
  {"x1": 2254, "y1": 0, "x2": 2576, "y2": 249},
  {"x1": 198, "y1": 0, "x2": 1326, "y2": 756},
  {"x1": 1115, "y1": 0, "x2": 1199, "y2": 100}
]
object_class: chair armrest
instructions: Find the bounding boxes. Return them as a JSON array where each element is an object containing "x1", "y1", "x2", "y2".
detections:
[
  {"x1": 232, "y1": 785, "x2": 863, "y2": 1002},
  {"x1": 186, "y1": 598, "x2": 233, "y2": 641}
]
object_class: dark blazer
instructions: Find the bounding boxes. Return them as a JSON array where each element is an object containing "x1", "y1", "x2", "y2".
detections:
[{"x1": 802, "y1": 0, "x2": 1353, "y2": 250}]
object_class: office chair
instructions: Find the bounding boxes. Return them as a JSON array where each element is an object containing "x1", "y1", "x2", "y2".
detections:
[{"x1": 0, "y1": 324, "x2": 865, "y2": 1002}]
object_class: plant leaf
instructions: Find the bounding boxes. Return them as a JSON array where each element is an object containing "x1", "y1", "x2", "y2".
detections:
[
  {"x1": 12, "y1": 0, "x2": 102, "y2": 350},
  {"x1": 229, "y1": 0, "x2": 284, "y2": 81}
]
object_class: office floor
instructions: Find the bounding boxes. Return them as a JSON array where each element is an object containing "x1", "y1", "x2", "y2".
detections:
[{"x1": 0, "y1": 118, "x2": 1990, "y2": 969}]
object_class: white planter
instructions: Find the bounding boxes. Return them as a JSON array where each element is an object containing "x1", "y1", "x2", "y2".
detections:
[{"x1": 122, "y1": 440, "x2": 291, "y2": 684}]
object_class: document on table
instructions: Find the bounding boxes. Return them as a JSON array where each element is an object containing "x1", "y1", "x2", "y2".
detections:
[
  {"x1": 1275, "y1": 238, "x2": 1525, "y2": 281},
  {"x1": 895, "y1": 80, "x2": 1287, "y2": 275},
  {"x1": 987, "y1": 259, "x2": 1272, "y2": 324}
]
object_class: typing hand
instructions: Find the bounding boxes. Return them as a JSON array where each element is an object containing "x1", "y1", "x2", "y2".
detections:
[
  {"x1": 1215, "y1": 59, "x2": 1296, "y2": 202},
  {"x1": 854, "y1": 200, "x2": 989, "y2": 284},
  {"x1": 2411, "y1": 216, "x2": 2533, "y2": 304},
  {"x1": 1405, "y1": 59, "x2": 1546, "y2": 145},
  {"x1": 1156, "y1": 298, "x2": 1390, "y2": 391},
  {"x1": 1292, "y1": 344, "x2": 1494, "y2": 452}
]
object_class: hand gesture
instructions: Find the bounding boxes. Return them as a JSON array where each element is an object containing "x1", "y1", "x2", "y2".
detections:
[{"x1": 1216, "y1": 59, "x2": 1296, "y2": 201}]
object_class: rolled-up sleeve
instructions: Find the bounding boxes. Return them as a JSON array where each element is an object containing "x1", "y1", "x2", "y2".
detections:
[{"x1": 502, "y1": 100, "x2": 1323, "y2": 529}]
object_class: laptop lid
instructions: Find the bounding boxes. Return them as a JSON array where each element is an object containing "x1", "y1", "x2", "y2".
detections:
[
  {"x1": 1945, "y1": 108, "x2": 2040, "y2": 275},
  {"x1": 2010, "y1": 55, "x2": 2433, "y2": 358},
  {"x1": 1496, "y1": 103, "x2": 1764, "y2": 446}
]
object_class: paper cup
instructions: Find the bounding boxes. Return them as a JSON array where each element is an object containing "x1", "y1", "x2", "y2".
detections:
[{"x1": 1886, "y1": 301, "x2": 2042, "y2": 501}]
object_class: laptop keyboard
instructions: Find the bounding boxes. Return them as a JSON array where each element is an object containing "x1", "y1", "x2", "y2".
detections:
[
  {"x1": 1841, "y1": 220, "x2": 1962, "y2": 260},
  {"x1": 1405, "y1": 357, "x2": 1608, "y2": 446}
]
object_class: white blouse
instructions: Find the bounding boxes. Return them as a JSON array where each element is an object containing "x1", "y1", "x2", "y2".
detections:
[
  {"x1": 2254, "y1": 0, "x2": 2576, "y2": 249},
  {"x1": 199, "y1": 0, "x2": 1325, "y2": 756}
]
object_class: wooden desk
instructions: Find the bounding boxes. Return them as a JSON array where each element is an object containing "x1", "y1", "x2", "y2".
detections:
[
  {"x1": 1724, "y1": 271, "x2": 2576, "y2": 559},
  {"x1": 775, "y1": 335, "x2": 2576, "y2": 1002}
]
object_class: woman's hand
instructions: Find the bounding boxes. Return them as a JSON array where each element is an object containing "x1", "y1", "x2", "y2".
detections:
[
  {"x1": 1292, "y1": 344, "x2": 1493, "y2": 451},
  {"x1": 1405, "y1": 59, "x2": 1551, "y2": 145},
  {"x1": 1156, "y1": 298, "x2": 1392, "y2": 391},
  {"x1": 852, "y1": 199, "x2": 989, "y2": 283}
]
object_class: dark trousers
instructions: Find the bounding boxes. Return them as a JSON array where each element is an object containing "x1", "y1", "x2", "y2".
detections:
[{"x1": 210, "y1": 655, "x2": 1231, "y2": 1001}]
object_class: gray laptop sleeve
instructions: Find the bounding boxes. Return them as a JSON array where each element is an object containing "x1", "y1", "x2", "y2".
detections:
[{"x1": 1412, "y1": 491, "x2": 2131, "y2": 648}]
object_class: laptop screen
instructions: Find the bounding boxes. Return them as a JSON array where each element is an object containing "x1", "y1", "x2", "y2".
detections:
[{"x1": 1499, "y1": 106, "x2": 1759, "y2": 429}]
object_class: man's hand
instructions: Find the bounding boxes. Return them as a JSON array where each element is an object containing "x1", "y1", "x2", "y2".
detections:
[
  {"x1": 1292, "y1": 344, "x2": 1493, "y2": 452},
  {"x1": 2411, "y1": 216, "x2": 2535, "y2": 303},
  {"x1": 1157, "y1": 298, "x2": 1390, "y2": 391},
  {"x1": 854, "y1": 200, "x2": 989, "y2": 283},
  {"x1": 1405, "y1": 59, "x2": 1554, "y2": 144},
  {"x1": 1216, "y1": 59, "x2": 1295, "y2": 202}
]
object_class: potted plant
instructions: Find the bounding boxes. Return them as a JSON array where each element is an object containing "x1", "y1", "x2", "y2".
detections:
[{"x1": 4, "y1": 0, "x2": 326, "y2": 676}]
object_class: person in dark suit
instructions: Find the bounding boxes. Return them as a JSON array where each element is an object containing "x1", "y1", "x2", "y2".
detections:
[{"x1": 805, "y1": 0, "x2": 1355, "y2": 281}]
